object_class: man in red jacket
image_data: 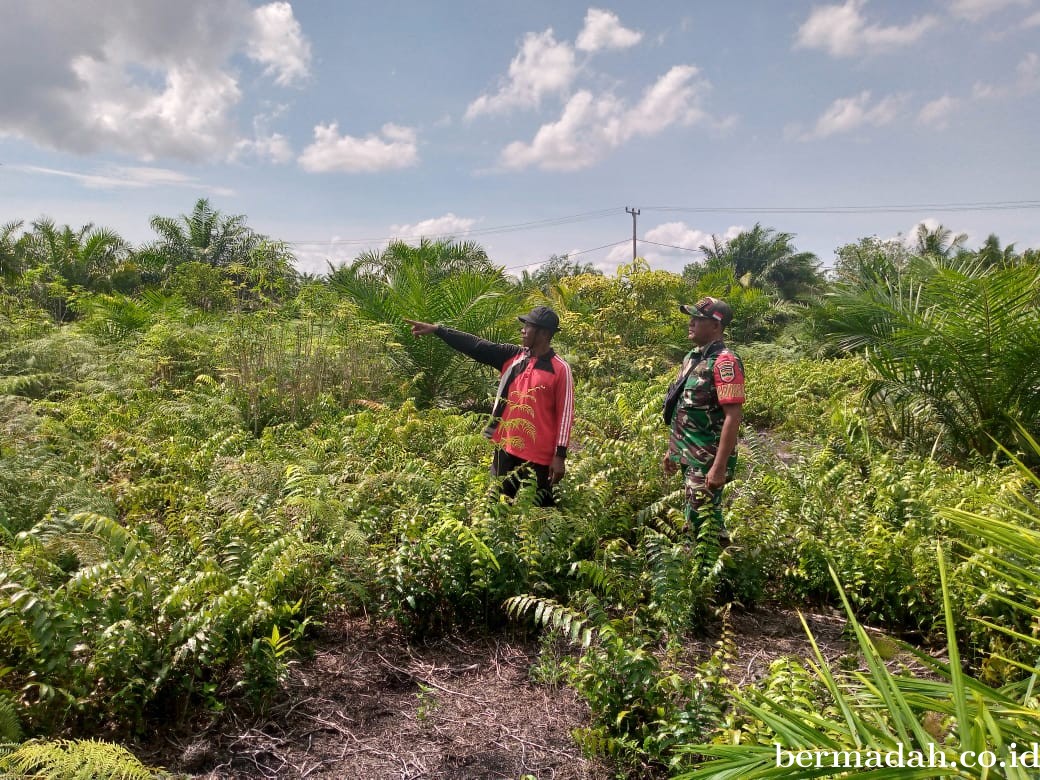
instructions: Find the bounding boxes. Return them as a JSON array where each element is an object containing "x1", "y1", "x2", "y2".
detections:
[{"x1": 405, "y1": 306, "x2": 574, "y2": 506}]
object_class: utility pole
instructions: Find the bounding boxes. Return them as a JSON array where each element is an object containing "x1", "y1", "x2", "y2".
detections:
[{"x1": 625, "y1": 207, "x2": 640, "y2": 261}]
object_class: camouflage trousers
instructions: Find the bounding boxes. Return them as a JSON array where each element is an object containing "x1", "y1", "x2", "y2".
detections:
[{"x1": 682, "y1": 463, "x2": 731, "y2": 575}]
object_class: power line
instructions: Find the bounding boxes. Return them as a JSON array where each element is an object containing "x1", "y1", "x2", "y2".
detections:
[
  {"x1": 293, "y1": 197, "x2": 1040, "y2": 270},
  {"x1": 285, "y1": 198, "x2": 1039, "y2": 251},
  {"x1": 498, "y1": 239, "x2": 632, "y2": 271},
  {"x1": 284, "y1": 207, "x2": 621, "y2": 247},
  {"x1": 639, "y1": 238, "x2": 703, "y2": 253},
  {"x1": 643, "y1": 200, "x2": 1040, "y2": 215}
]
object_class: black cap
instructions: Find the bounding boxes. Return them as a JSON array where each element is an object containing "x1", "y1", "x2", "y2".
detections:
[
  {"x1": 518, "y1": 305, "x2": 560, "y2": 333},
  {"x1": 679, "y1": 296, "x2": 733, "y2": 328}
]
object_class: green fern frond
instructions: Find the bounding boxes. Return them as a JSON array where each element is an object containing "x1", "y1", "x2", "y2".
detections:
[
  {"x1": 0, "y1": 738, "x2": 166, "y2": 779},
  {"x1": 497, "y1": 417, "x2": 536, "y2": 436},
  {"x1": 570, "y1": 559, "x2": 628, "y2": 601},
  {"x1": 432, "y1": 517, "x2": 500, "y2": 574},
  {"x1": 0, "y1": 692, "x2": 21, "y2": 742},
  {"x1": 504, "y1": 595, "x2": 595, "y2": 647}
]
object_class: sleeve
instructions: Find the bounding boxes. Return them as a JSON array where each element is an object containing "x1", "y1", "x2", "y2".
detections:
[
  {"x1": 435, "y1": 326, "x2": 523, "y2": 370},
  {"x1": 713, "y1": 353, "x2": 745, "y2": 405},
  {"x1": 553, "y1": 358, "x2": 574, "y2": 457}
]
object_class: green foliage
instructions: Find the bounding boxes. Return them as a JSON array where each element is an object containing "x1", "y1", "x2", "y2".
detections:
[
  {"x1": 0, "y1": 220, "x2": 27, "y2": 284},
  {"x1": 20, "y1": 219, "x2": 132, "y2": 300},
  {"x1": 514, "y1": 253, "x2": 603, "y2": 293},
  {"x1": 739, "y1": 353, "x2": 873, "y2": 437},
  {"x1": 680, "y1": 549, "x2": 1040, "y2": 779},
  {"x1": 941, "y1": 426, "x2": 1040, "y2": 678},
  {"x1": 219, "y1": 310, "x2": 395, "y2": 435},
  {"x1": 143, "y1": 198, "x2": 261, "y2": 273},
  {"x1": 0, "y1": 738, "x2": 166, "y2": 779},
  {"x1": 685, "y1": 223, "x2": 824, "y2": 301},
  {"x1": 329, "y1": 238, "x2": 520, "y2": 406},
  {"x1": 548, "y1": 260, "x2": 692, "y2": 380},
  {"x1": 0, "y1": 685, "x2": 22, "y2": 743},
  {"x1": 811, "y1": 254, "x2": 1040, "y2": 461},
  {"x1": 732, "y1": 417, "x2": 1018, "y2": 641}
]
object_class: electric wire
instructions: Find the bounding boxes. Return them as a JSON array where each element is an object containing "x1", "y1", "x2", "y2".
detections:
[
  {"x1": 284, "y1": 207, "x2": 621, "y2": 247},
  {"x1": 291, "y1": 197, "x2": 1039, "y2": 269},
  {"x1": 642, "y1": 200, "x2": 1040, "y2": 215}
]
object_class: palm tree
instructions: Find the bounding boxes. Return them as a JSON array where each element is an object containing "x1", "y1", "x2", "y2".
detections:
[
  {"x1": 812, "y1": 256, "x2": 1040, "y2": 461},
  {"x1": 143, "y1": 198, "x2": 261, "y2": 275},
  {"x1": 24, "y1": 219, "x2": 129, "y2": 292},
  {"x1": 515, "y1": 254, "x2": 602, "y2": 294},
  {"x1": 688, "y1": 224, "x2": 823, "y2": 301},
  {"x1": 348, "y1": 237, "x2": 497, "y2": 280},
  {"x1": 329, "y1": 239, "x2": 520, "y2": 406},
  {"x1": 913, "y1": 222, "x2": 968, "y2": 259},
  {"x1": 226, "y1": 240, "x2": 300, "y2": 305},
  {"x1": 974, "y1": 233, "x2": 1020, "y2": 270},
  {"x1": 0, "y1": 221, "x2": 26, "y2": 284}
]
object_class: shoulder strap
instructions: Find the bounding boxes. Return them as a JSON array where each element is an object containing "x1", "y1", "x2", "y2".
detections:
[{"x1": 482, "y1": 353, "x2": 529, "y2": 438}]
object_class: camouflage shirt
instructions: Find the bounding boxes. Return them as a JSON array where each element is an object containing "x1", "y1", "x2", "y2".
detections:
[{"x1": 666, "y1": 340, "x2": 745, "y2": 468}]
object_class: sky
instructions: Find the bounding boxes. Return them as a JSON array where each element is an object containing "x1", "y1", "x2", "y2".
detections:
[{"x1": 1, "y1": 0, "x2": 1038, "y2": 276}]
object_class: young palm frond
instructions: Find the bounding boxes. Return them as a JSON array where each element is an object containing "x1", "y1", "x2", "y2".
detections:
[
  {"x1": 814, "y1": 258, "x2": 1040, "y2": 460},
  {"x1": 680, "y1": 551, "x2": 1040, "y2": 779},
  {"x1": 330, "y1": 251, "x2": 520, "y2": 405}
]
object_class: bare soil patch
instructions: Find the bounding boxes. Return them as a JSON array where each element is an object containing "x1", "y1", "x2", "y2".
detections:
[
  {"x1": 153, "y1": 614, "x2": 602, "y2": 779},
  {"x1": 145, "y1": 605, "x2": 928, "y2": 779}
]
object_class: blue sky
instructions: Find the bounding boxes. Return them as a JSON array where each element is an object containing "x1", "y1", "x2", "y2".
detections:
[{"x1": 1, "y1": 0, "x2": 1038, "y2": 275}]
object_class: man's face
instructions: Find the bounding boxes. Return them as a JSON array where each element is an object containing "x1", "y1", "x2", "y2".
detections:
[
  {"x1": 688, "y1": 316, "x2": 720, "y2": 346},
  {"x1": 521, "y1": 322, "x2": 541, "y2": 349}
]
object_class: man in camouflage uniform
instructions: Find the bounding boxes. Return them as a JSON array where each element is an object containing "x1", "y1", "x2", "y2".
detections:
[{"x1": 663, "y1": 297, "x2": 745, "y2": 572}]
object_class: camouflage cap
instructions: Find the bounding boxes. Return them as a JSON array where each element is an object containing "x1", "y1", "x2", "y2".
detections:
[{"x1": 679, "y1": 296, "x2": 733, "y2": 328}]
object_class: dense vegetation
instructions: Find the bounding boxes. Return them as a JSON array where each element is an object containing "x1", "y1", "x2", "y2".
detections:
[{"x1": 1, "y1": 201, "x2": 1039, "y2": 777}]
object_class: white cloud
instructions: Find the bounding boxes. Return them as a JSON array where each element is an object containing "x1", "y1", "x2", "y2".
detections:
[
  {"x1": 390, "y1": 213, "x2": 478, "y2": 237},
  {"x1": 797, "y1": 90, "x2": 907, "y2": 140},
  {"x1": 465, "y1": 29, "x2": 577, "y2": 119},
  {"x1": 949, "y1": 0, "x2": 1029, "y2": 21},
  {"x1": 233, "y1": 133, "x2": 294, "y2": 164},
  {"x1": 500, "y1": 91, "x2": 618, "y2": 171},
  {"x1": 298, "y1": 122, "x2": 419, "y2": 173},
  {"x1": 500, "y1": 65, "x2": 710, "y2": 170},
  {"x1": 576, "y1": 8, "x2": 643, "y2": 52},
  {"x1": 645, "y1": 223, "x2": 712, "y2": 252},
  {"x1": 232, "y1": 105, "x2": 294, "y2": 164},
  {"x1": 795, "y1": 0, "x2": 938, "y2": 58},
  {"x1": 248, "y1": 1, "x2": 312, "y2": 86},
  {"x1": 644, "y1": 222, "x2": 745, "y2": 266},
  {"x1": 973, "y1": 51, "x2": 1040, "y2": 98},
  {"x1": 604, "y1": 243, "x2": 635, "y2": 266},
  {"x1": 1025, "y1": 10, "x2": 1040, "y2": 26},
  {"x1": 62, "y1": 54, "x2": 243, "y2": 160},
  {"x1": 0, "y1": 1, "x2": 310, "y2": 161},
  {"x1": 7, "y1": 163, "x2": 233, "y2": 195},
  {"x1": 601, "y1": 222, "x2": 745, "y2": 272},
  {"x1": 917, "y1": 95, "x2": 960, "y2": 129},
  {"x1": 1018, "y1": 50, "x2": 1040, "y2": 83}
]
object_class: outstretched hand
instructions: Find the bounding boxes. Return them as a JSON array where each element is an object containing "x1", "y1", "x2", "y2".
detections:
[{"x1": 404, "y1": 318, "x2": 438, "y2": 337}]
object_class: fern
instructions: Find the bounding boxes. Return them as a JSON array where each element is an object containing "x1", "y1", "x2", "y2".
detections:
[
  {"x1": 0, "y1": 738, "x2": 165, "y2": 779},
  {"x1": 504, "y1": 594, "x2": 595, "y2": 647},
  {"x1": 0, "y1": 693, "x2": 21, "y2": 743}
]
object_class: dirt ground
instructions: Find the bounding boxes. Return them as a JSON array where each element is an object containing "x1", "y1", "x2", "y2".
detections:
[{"x1": 138, "y1": 605, "x2": 870, "y2": 780}]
